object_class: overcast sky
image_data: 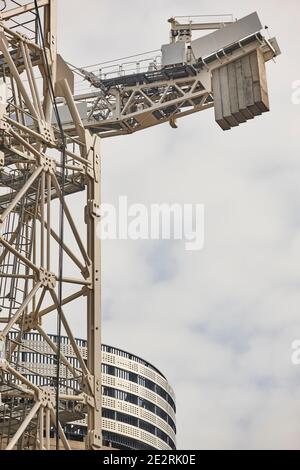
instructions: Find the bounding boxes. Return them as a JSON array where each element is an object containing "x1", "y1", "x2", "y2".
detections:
[{"x1": 56, "y1": 0, "x2": 300, "y2": 450}]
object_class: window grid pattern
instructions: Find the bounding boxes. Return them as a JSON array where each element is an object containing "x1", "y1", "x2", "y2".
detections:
[{"x1": 9, "y1": 333, "x2": 176, "y2": 451}]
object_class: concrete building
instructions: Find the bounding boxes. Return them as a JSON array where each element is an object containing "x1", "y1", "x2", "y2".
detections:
[{"x1": 9, "y1": 334, "x2": 176, "y2": 450}]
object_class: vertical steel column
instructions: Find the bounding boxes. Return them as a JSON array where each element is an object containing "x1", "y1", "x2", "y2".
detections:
[
  {"x1": 86, "y1": 134, "x2": 102, "y2": 449},
  {"x1": 43, "y1": 0, "x2": 57, "y2": 122}
]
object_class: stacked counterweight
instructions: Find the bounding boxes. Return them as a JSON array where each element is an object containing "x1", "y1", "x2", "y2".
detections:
[{"x1": 212, "y1": 48, "x2": 270, "y2": 130}]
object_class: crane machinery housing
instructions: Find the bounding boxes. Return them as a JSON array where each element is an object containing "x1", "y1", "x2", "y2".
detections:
[{"x1": 0, "y1": 1, "x2": 280, "y2": 451}]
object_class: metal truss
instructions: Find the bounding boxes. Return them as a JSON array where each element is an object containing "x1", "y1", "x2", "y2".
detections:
[
  {"x1": 68, "y1": 32, "x2": 278, "y2": 138},
  {"x1": 0, "y1": 0, "x2": 101, "y2": 450}
]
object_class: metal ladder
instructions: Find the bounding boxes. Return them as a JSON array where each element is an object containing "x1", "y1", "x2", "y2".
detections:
[{"x1": 0, "y1": 168, "x2": 37, "y2": 316}]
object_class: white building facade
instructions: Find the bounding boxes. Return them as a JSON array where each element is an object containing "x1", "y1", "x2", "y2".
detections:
[{"x1": 12, "y1": 334, "x2": 176, "y2": 450}]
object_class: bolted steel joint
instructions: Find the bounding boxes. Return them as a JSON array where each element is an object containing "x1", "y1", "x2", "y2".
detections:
[
  {"x1": 88, "y1": 200, "x2": 101, "y2": 219},
  {"x1": 39, "y1": 154, "x2": 56, "y2": 174},
  {"x1": 39, "y1": 268, "x2": 56, "y2": 289},
  {"x1": 39, "y1": 387, "x2": 56, "y2": 408},
  {"x1": 0, "y1": 120, "x2": 10, "y2": 132},
  {"x1": 22, "y1": 313, "x2": 39, "y2": 333},
  {"x1": 39, "y1": 121, "x2": 56, "y2": 146},
  {"x1": 89, "y1": 431, "x2": 102, "y2": 450}
]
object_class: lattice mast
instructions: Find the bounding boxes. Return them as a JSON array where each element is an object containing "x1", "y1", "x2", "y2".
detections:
[{"x1": 0, "y1": 0, "x2": 102, "y2": 450}]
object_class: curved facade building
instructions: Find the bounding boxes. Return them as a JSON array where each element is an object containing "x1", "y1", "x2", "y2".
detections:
[{"x1": 13, "y1": 334, "x2": 176, "y2": 450}]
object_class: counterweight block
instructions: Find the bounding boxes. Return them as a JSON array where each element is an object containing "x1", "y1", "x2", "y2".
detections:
[{"x1": 212, "y1": 48, "x2": 270, "y2": 131}]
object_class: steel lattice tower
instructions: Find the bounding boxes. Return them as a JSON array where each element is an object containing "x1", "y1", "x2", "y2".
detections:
[{"x1": 0, "y1": 0, "x2": 101, "y2": 450}]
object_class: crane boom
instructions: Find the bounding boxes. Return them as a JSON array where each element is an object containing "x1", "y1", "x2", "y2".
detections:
[{"x1": 65, "y1": 12, "x2": 280, "y2": 138}]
